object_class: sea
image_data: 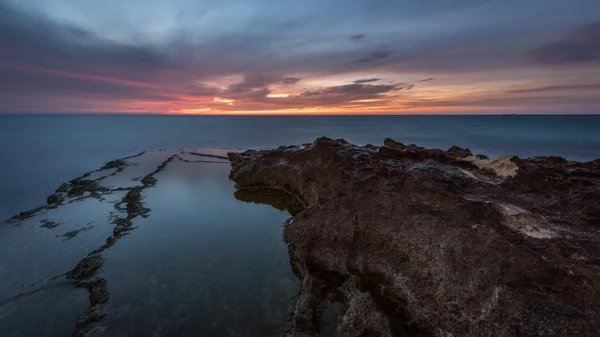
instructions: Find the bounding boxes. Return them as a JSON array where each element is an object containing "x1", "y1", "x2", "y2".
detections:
[
  {"x1": 1, "y1": 114, "x2": 599, "y2": 336},
  {"x1": 1, "y1": 114, "x2": 599, "y2": 221}
]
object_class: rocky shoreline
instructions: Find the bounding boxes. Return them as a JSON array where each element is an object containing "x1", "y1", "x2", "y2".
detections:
[{"x1": 229, "y1": 137, "x2": 600, "y2": 336}]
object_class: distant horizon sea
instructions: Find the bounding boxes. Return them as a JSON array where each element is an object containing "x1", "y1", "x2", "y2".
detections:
[{"x1": 1, "y1": 114, "x2": 599, "y2": 220}]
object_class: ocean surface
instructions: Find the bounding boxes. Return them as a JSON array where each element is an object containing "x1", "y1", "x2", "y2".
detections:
[{"x1": 1, "y1": 114, "x2": 600, "y2": 221}]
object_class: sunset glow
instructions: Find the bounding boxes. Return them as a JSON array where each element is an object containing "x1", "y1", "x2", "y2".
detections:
[{"x1": 1, "y1": 0, "x2": 599, "y2": 114}]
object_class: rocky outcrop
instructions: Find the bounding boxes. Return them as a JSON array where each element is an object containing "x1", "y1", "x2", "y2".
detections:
[{"x1": 229, "y1": 137, "x2": 600, "y2": 337}]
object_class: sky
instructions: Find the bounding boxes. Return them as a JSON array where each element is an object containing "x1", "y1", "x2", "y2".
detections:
[{"x1": 0, "y1": 0, "x2": 599, "y2": 114}]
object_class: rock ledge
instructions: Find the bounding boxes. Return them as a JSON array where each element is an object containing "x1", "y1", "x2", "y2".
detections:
[{"x1": 229, "y1": 137, "x2": 600, "y2": 337}]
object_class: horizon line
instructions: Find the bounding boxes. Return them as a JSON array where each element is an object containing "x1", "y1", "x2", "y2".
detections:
[{"x1": 1, "y1": 112, "x2": 599, "y2": 116}]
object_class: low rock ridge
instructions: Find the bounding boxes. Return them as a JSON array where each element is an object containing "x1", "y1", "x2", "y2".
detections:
[{"x1": 229, "y1": 137, "x2": 600, "y2": 337}]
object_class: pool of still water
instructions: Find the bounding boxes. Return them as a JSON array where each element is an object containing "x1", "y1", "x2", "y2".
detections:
[
  {"x1": 99, "y1": 159, "x2": 299, "y2": 336},
  {"x1": 0, "y1": 154, "x2": 299, "y2": 337}
]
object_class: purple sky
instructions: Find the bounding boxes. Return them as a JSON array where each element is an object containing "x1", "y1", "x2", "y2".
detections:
[{"x1": 1, "y1": 0, "x2": 599, "y2": 114}]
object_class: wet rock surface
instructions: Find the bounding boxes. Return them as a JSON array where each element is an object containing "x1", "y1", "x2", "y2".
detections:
[{"x1": 229, "y1": 137, "x2": 600, "y2": 337}]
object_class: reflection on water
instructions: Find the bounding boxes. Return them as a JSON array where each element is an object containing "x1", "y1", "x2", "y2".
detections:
[
  {"x1": 0, "y1": 150, "x2": 299, "y2": 336},
  {"x1": 100, "y1": 160, "x2": 298, "y2": 336}
]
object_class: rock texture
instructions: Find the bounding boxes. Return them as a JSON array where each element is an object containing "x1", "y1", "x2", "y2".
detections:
[{"x1": 229, "y1": 137, "x2": 600, "y2": 337}]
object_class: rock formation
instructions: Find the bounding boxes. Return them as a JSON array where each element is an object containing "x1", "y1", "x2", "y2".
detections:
[{"x1": 229, "y1": 137, "x2": 600, "y2": 337}]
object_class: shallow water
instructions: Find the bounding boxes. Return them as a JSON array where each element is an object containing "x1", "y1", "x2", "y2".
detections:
[
  {"x1": 100, "y1": 160, "x2": 297, "y2": 336},
  {"x1": 0, "y1": 150, "x2": 298, "y2": 336}
]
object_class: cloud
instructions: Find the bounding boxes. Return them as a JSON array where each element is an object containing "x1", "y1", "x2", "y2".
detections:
[
  {"x1": 302, "y1": 83, "x2": 399, "y2": 96},
  {"x1": 507, "y1": 84, "x2": 600, "y2": 94},
  {"x1": 185, "y1": 84, "x2": 222, "y2": 97},
  {"x1": 282, "y1": 77, "x2": 301, "y2": 85},
  {"x1": 417, "y1": 77, "x2": 435, "y2": 82},
  {"x1": 210, "y1": 82, "x2": 404, "y2": 111},
  {"x1": 0, "y1": 0, "x2": 183, "y2": 106},
  {"x1": 283, "y1": 83, "x2": 402, "y2": 106},
  {"x1": 529, "y1": 21, "x2": 600, "y2": 65},
  {"x1": 403, "y1": 95, "x2": 600, "y2": 109},
  {"x1": 223, "y1": 74, "x2": 300, "y2": 100},
  {"x1": 227, "y1": 74, "x2": 275, "y2": 93},
  {"x1": 2, "y1": 0, "x2": 600, "y2": 113},
  {"x1": 246, "y1": 87, "x2": 272, "y2": 100},
  {"x1": 0, "y1": 3, "x2": 170, "y2": 71},
  {"x1": 354, "y1": 78, "x2": 380, "y2": 83},
  {"x1": 351, "y1": 51, "x2": 392, "y2": 64}
]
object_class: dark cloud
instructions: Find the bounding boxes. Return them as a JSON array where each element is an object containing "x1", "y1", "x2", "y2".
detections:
[
  {"x1": 201, "y1": 81, "x2": 406, "y2": 111},
  {"x1": 417, "y1": 77, "x2": 435, "y2": 82},
  {"x1": 282, "y1": 77, "x2": 301, "y2": 85},
  {"x1": 354, "y1": 78, "x2": 380, "y2": 83},
  {"x1": 224, "y1": 83, "x2": 402, "y2": 110},
  {"x1": 227, "y1": 74, "x2": 275, "y2": 93},
  {"x1": 302, "y1": 83, "x2": 399, "y2": 96},
  {"x1": 186, "y1": 84, "x2": 222, "y2": 97},
  {"x1": 506, "y1": 84, "x2": 600, "y2": 94},
  {"x1": 245, "y1": 87, "x2": 272, "y2": 101},
  {"x1": 351, "y1": 51, "x2": 392, "y2": 64},
  {"x1": 530, "y1": 22, "x2": 600, "y2": 65},
  {"x1": 225, "y1": 74, "x2": 299, "y2": 99},
  {"x1": 350, "y1": 35, "x2": 366, "y2": 41}
]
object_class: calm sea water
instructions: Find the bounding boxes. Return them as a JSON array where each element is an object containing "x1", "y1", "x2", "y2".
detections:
[
  {"x1": 0, "y1": 150, "x2": 296, "y2": 336},
  {"x1": 1, "y1": 114, "x2": 599, "y2": 220}
]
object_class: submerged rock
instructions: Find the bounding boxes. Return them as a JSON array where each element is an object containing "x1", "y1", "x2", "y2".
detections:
[
  {"x1": 229, "y1": 137, "x2": 600, "y2": 336},
  {"x1": 67, "y1": 254, "x2": 104, "y2": 280}
]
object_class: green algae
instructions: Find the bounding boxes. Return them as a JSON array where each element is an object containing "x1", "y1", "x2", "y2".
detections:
[
  {"x1": 101, "y1": 159, "x2": 126, "y2": 170},
  {"x1": 62, "y1": 224, "x2": 94, "y2": 240},
  {"x1": 104, "y1": 186, "x2": 150, "y2": 242},
  {"x1": 84, "y1": 278, "x2": 109, "y2": 306},
  {"x1": 67, "y1": 180, "x2": 105, "y2": 197},
  {"x1": 67, "y1": 254, "x2": 104, "y2": 280},
  {"x1": 235, "y1": 188, "x2": 305, "y2": 216},
  {"x1": 123, "y1": 151, "x2": 146, "y2": 159},
  {"x1": 40, "y1": 219, "x2": 61, "y2": 229},
  {"x1": 56, "y1": 183, "x2": 69, "y2": 193},
  {"x1": 8, "y1": 206, "x2": 47, "y2": 222},
  {"x1": 72, "y1": 279, "x2": 109, "y2": 337},
  {"x1": 187, "y1": 152, "x2": 229, "y2": 160},
  {"x1": 154, "y1": 155, "x2": 177, "y2": 174},
  {"x1": 46, "y1": 194, "x2": 64, "y2": 205},
  {"x1": 123, "y1": 187, "x2": 150, "y2": 216},
  {"x1": 141, "y1": 174, "x2": 158, "y2": 187},
  {"x1": 4, "y1": 152, "x2": 174, "y2": 224},
  {"x1": 139, "y1": 154, "x2": 176, "y2": 187},
  {"x1": 66, "y1": 152, "x2": 177, "y2": 337},
  {"x1": 5, "y1": 150, "x2": 182, "y2": 336}
]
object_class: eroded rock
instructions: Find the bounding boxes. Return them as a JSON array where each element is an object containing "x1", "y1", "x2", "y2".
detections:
[{"x1": 229, "y1": 137, "x2": 600, "y2": 337}]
